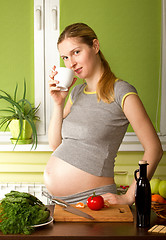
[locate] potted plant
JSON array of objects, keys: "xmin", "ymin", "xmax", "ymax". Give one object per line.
[{"xmin": 0, "ymin": 80, "xmax": 40, "ymax": 150}]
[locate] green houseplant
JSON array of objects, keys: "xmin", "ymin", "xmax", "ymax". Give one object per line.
[{"xmin": 0, "ymin": 80, "xmax": 40, "ymax": 150}]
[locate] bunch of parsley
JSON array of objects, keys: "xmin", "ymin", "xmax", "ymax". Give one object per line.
[{"xmin": 0, "ymin": 191, "xmax": 50, "ymax": 235}]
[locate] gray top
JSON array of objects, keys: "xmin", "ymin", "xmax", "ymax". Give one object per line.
[{"xmin": 52, "ymin": 79, "xmax": 137, "ymax": 177}]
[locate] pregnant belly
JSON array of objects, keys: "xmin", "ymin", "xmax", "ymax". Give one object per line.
[{"xmin": 44, "ymin": 156, "xmax": 114, "ymax": 197}]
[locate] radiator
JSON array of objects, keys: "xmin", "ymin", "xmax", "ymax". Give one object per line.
[{"xmin": 0, "ymin": 183, "xmax": 50, "ymax": 205}]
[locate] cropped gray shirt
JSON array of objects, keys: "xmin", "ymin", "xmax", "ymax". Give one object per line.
[{"xmin": 52, "ymin": 79, "xmax": 137, "ymax": 177}]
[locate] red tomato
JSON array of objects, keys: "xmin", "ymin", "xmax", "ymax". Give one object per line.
[{"xmin": 87, "ymin": 192, "xmax": 104, "ymax": 211}]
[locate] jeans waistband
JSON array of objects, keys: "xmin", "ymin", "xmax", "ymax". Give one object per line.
[{"xmin": 53, "ymin": 184, "xmax": 117, "ymax": 204}]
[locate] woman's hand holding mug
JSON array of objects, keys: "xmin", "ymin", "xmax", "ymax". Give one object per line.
[{"xmin": 49, "ymin": 65, "xmax": 77, "ymax": 105}]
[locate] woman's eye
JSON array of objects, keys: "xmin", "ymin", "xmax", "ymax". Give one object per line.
[
  {"xmin": 62, "ymin": 56, "xmax": 68, "ymax": 60},
  {"xmin": 74, "ymin": 50, "xmax": 80, "ymax": 55}
]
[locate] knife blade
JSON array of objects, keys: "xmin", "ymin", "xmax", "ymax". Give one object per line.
[
  {"xmin": 52, "ymin": 198, "xmax": 95, "ymax": 220},
  {"xmin": 42, "ymin": 191, "xmax": 94, "ymax": 220}
]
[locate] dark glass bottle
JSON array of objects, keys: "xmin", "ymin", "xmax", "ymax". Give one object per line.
[{"xmin": 134, "ymin": 160, "xmax": 151, "ymax": 228}]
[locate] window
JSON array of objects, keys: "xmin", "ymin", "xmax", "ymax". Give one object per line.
[
  {"xmin": 0, "ymin": 0, "xmax": 59, "ymax": 151},
  {"xmin": 34, "ymin": 0, "xmax": 60, "ymax": 142}
]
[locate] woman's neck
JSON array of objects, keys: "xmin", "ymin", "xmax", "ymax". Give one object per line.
[{"xmin": 85, "ymin": 58, "xmax": 104, "ymax": 92}]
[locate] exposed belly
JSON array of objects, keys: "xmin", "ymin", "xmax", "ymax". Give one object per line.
[{"xmin": 44, "ymin": 156, "xmax": 114, "ymax": 197}]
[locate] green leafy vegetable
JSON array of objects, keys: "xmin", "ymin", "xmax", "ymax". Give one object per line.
[{"xmin": 0, "ymin": 191, "xmax": 50, "ymax": 235}]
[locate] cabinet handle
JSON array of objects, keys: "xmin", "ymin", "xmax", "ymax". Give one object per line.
[
  {"xmin": 36, "ymin": 6, "xmax": 41, "ymax": 30},
  {"xmin": 52, "ymin": 7, "xmax": 57, "ymax": 30}
]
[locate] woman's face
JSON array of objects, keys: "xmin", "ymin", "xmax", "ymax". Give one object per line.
[{"xmin": 58, "ymin": 37, "xmax": 100, "ymax": 80}]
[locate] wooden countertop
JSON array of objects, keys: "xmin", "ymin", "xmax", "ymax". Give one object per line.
[{"xmin": 0, "ymin": 205, "xmax": 165, "ymax": 239}]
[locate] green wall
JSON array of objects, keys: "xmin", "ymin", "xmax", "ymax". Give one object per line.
[
  {"xmin": 60, "ymin": 0, "xmax": 161, "ymax": 132},
  {"xmin": 0, "ymin": 0, "xmax": 162, "ymax": 130},
  {"xmin": 0, "ymin": 0, "xmax": 34, "ymax": 112},
  {"xmin": 0, "ymin": 0, "xmax": 165, "ymax": 185}
]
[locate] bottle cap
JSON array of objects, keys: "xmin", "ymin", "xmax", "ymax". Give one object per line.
[{"xmin": 139, "ymin": 160, "xmax": 147, "ymax": 164}]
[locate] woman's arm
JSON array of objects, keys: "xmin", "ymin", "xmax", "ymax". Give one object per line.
[
  {"xmin": 124, "ymin": 94, "xmax": 163, "ymax": 177},
  {"xmin": 48, "ymin": 98, "xmax": 72, "ymax": 151},
  {"xmin": 48, "ymin": 101, "xmax": 64, "ymax": 151},
  {"xmin": 48, "ymin": 66, "xmax": 75, "ymax": 150},
  {"xmin": 102, "ymin": 94, "xmax": 163, "ymax": 205},
  {"xmin": 124, "ymin": 94, "xmax": 163, "ymax": 204}
]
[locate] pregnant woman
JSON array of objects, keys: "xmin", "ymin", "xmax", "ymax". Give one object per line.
[{"xmin": 44, "ymin": 23, "xmax": 163, "ymax": 205}]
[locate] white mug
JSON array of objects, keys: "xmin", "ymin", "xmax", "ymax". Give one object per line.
[{"xmin": 54, "ymin": 67, "xmax": 74, "ymax": 91}]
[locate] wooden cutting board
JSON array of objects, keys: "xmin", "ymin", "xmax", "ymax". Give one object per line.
[{"xmin": 54, "ymin": 204, "xmax": 133, "ymax": 222}]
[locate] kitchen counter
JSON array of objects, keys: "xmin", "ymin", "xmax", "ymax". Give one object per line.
[{"xmin": 0, "ymin": 205, "xmax": 165, "ymax": 239}]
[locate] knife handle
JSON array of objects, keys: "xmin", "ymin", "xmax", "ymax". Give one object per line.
[
  {"xmin": 42, "ymin": 191, "xmax": 68, "ymax": 207},
  {"xmin": 52, "ymin": 198, "xmax": 68, "ymax": 207}
]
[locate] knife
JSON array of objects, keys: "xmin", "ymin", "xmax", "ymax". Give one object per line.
[{"xmin": 42, "ymin": 191, "xmax": 94, "ymax": 220}]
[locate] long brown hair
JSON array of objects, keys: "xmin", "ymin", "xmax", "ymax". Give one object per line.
[{"xmin": 58, "ymin": 23, "xmax": 116, "ymax": 103}]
